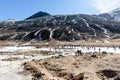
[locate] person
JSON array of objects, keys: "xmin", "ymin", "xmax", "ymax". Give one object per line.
[
  {"xmin": 76, "ymin": 50, "xmax": 82, "ymax": 55},
  {"xmin": 99, "ymin": 48, "xmax": 101, "ymax": 53}
]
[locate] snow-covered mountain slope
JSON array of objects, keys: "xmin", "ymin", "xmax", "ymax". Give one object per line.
[
  {"xmin": 0, "ymin": 11, "xmax": 120, "ymax": 41},
  {"xmin": 99, "ymin": 7, "xmax": 120, "ymax": 21}
]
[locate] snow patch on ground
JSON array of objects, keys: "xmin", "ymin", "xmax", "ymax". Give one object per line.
[{"xmin": 0, "ymin": 45, "xmax": 120, "ymax": 80}]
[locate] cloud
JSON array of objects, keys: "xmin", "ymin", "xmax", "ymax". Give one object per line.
[{"xmin": 91, "ymin": 0, "xmax": 120, "ymax": 13}]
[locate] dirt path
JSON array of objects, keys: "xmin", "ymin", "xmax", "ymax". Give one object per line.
[
  {"xmin": 26, "ymin": 61, "xmax": 65, "ymax": 80},
  {"xmin": 24, "ymin": 54, "xmax": 120, "ymax": 80}
]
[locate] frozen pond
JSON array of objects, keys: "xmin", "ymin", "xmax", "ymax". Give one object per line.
[
  {"xmin": 62, "ymin": 46, "xmax": 120, "ymax": 54},
  {"xmin": 0, "ymin": 46, "xmax": 64, "ymax": 80},
  {"xmin": 0, "ymin": 55, "xmax": 32, "ymax": 80},
  {"xmin": 0, "ymin": 46, "xmax": 55, "ymax": 53},
  {"xmin": 0, "ymin": 54, "xmax": 62, "ymax": 80},
  {"xmin": 0, "ymin": 46, "xmax": 120, "ymax": 53},
  {"xmin": 77, "ymin": 47, "xmax": 120, "ymax": 53},
  {"xmin": 0, "ymin": 60, "xmax": 32, "ymax": 80}
]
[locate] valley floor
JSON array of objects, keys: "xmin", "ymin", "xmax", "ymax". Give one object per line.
[
  {"xmin": 0, "ymin": 39, "xmax": 120, "ymax": 80},
  {"xmin": 1, "ymin": 39, "xmax": 120, "ymax": 47},
  {"xmin": 24, "ymin": 54, "xmax": 120, "ymax": 80}
]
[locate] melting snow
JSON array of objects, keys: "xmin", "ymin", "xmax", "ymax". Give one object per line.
[{"xmin": 0, "ymin": 45, "xmax": 120, "ymax": 80}]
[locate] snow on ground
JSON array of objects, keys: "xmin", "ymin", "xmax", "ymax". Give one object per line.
[
  {"xmin": 0, "ymin": 45, "xmax": 120, "ymax": 80},
  {"xmin": 0, "ymin": 55, "xmax": 32, "ymax": 80}
]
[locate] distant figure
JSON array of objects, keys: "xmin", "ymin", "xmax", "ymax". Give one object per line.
[
  {"xmin": 94, "ymin": 47, "xmax": 96, "ymax": 51},
  {"xmin": 76, "ymin": 50, "xmax": 82, "ymax": 55},
  {"xmin": 107, "ymin": 47, "xmax": 109, "ymax": 50},
  {"xmin": 102, "ymin": 51, "xmax": 107, "ymax": 54},
  {"xmin": 99, "ymin": 48, "xmax": 101, "ymax": 53}
]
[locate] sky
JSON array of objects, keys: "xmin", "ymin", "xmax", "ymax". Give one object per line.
[{"xmin": 0, "ymin": 0, "xmax": 120, "ymax": 20}]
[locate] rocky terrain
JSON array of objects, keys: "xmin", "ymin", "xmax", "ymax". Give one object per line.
[
  {"xmin": 24, "ymin": 53, "xmax": 120, "ymax": 80},
  {"xmin": 1, "ymin": 8, "xmax": 120, "ymax": 41}
]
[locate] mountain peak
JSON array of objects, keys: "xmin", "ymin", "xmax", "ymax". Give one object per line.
[
  {"xmin": 99, "ymin": 7, "xmax": 120, "ymax": 21},
  {"xmin": 26, "ymin": 11, "xmax": 51, "ymax": 20},
  {"xmin": 109, "ymin": 7, "xmax": 120, "ymax": 14}
]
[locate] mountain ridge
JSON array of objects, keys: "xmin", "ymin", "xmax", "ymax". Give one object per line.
[
  {"xmin": 0, "ymin": 8, "xmax": 120, "ymax": 41},
  {"xmin": 99, "ymin": 7, "xmax": 120, "ymax": 21}
]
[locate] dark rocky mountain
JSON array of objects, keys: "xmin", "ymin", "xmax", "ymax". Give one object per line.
[
  {"xmin": 99, "ymin": 7, "xmax": 120, "ymax": 21},
  {"xmin": 26, "ymin": 11, "xmax": 51, "ymax": 20},
  {"xmin": 0, "ymin": 10, "xmax": 120, "ymax": 41}
]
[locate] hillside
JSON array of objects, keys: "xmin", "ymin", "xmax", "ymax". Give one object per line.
[
  {"xmin": 0, "ymin": 9, "xmax": 120, "ymax": 41},
  {"xmin": 99, "ymin": 7, "xmax": 120, "ymax": 21}
]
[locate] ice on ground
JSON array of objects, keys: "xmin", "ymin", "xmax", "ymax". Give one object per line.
[
  {"xmin": 0, "ymin": 46, "xmax": 36, "ymax": 52},
  {"xmin": 0, "ymin": 45, "xmax": 120, "ymax": 80},
  {"xmin": 0, "ymin": 46, "xmax": 55, "ymax": 53},
  {"xmin": 0, "ymin": 59, "xmax": 32, "ymax": 80}
]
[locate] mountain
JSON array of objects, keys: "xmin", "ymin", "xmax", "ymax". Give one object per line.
[
  {"xmin": 26, "ymin": 11, "xmax": 51, "ymax": 20},
  {"xmin": 0, "ymin": 10, "xmax": 120, "ymax": 41},
  {"xmin": 99, "ymin": 7, "xmax": 120, "ymax": 21}
]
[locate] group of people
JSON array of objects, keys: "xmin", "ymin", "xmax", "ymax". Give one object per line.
[
  {"xmin": 75, "ymin": 50, "xmax": 83, "ymax": 55},
  {"xmin": 75, "ymin": 48, "xmax": 107, "ymax": 56}
]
